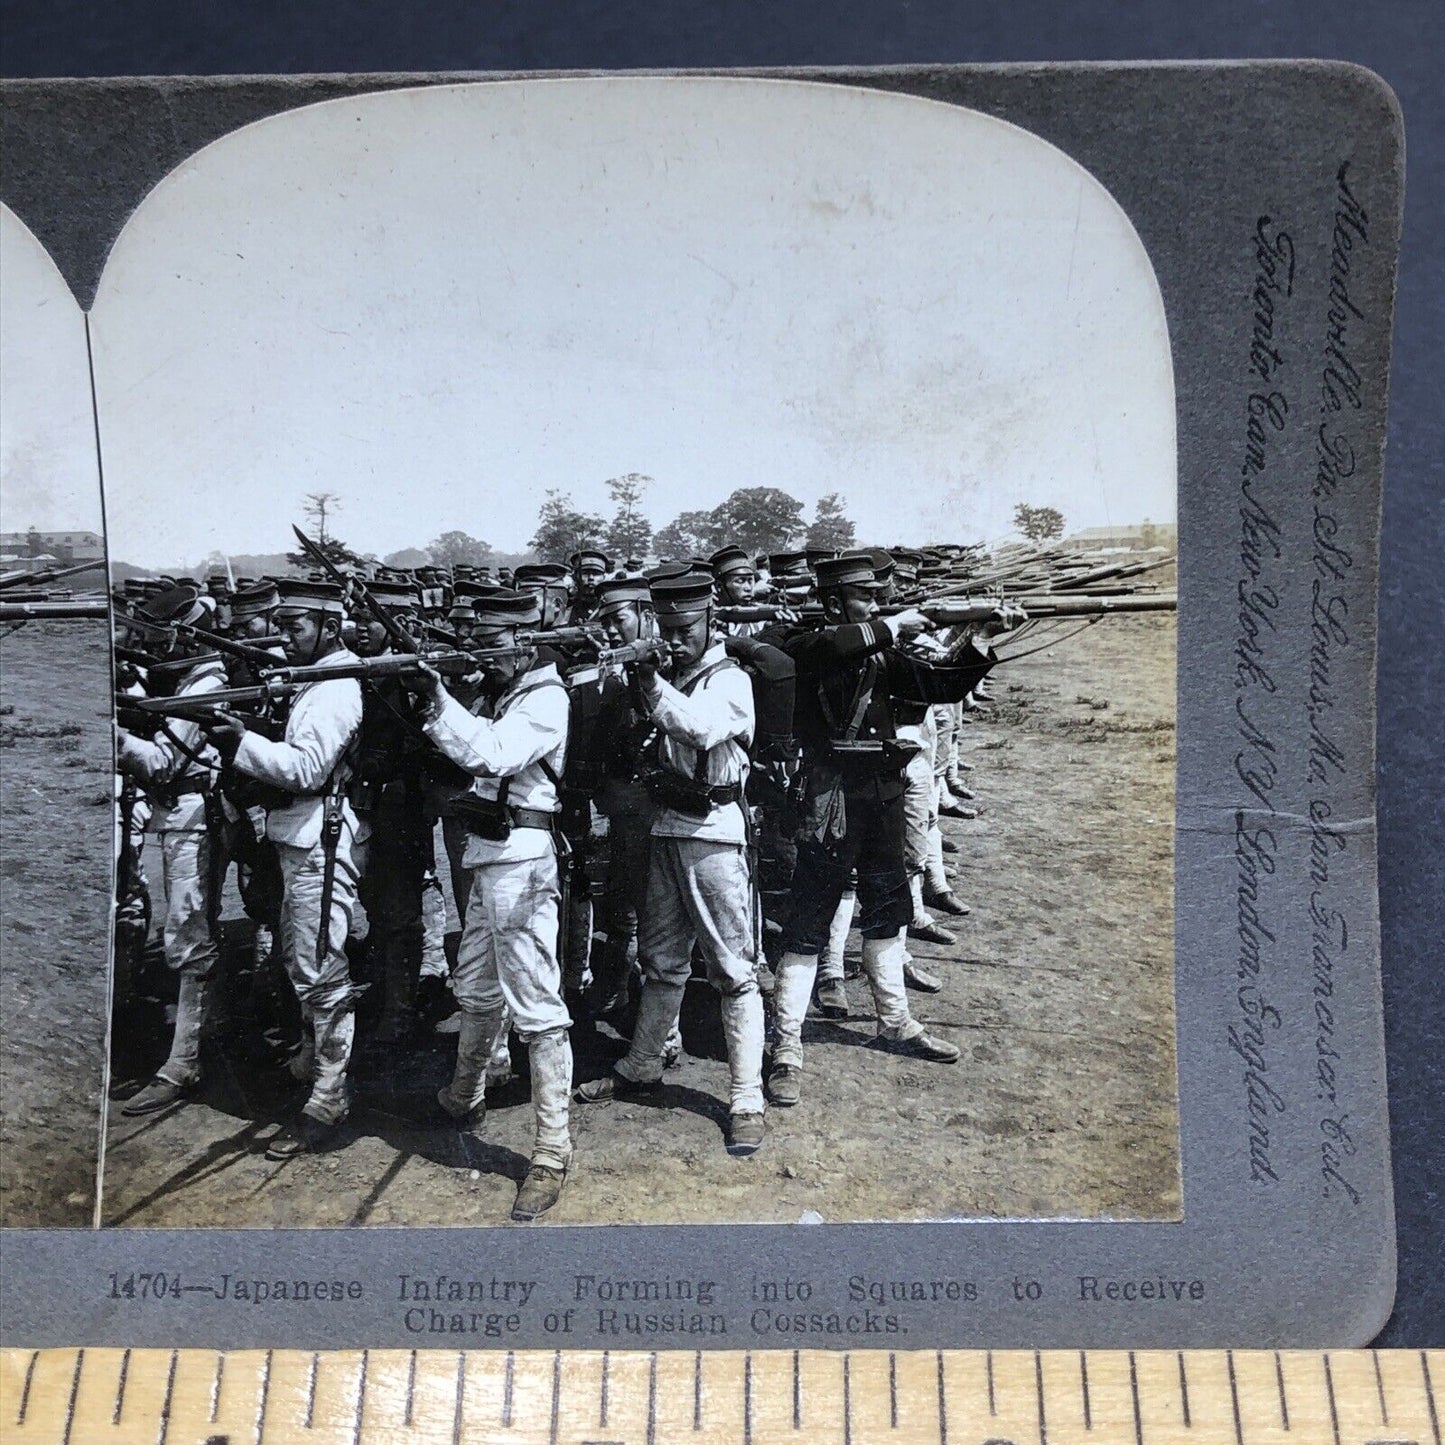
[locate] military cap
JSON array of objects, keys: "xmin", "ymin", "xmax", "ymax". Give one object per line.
[
  {"xmin": 367, "ymin": 579, "xmax": 420, "ymax": 611},
  {"xmin": 805, "ymin": 547, "xmax": 839, "ymax": 571},
  {"xmin": 649, "ymin": 572, "xmax": 716, "ymax": 621},
  {"xmin": 133, "ymin": 582, "xmax": 208, "ymax": 627},
  {"xmin": 568, "ymin": 547, "xmax": 612, "ymax": 572},
  {"xmin": 815, "ymin": 554, "xmax": 886, "ymax": 592},
  {"xmin": 645, "ymin": 562, "xmax": 694, "ymax": 583},
  {"xmin": 868, "ymin": 548, "xmax": 897, "ymax": 583},
  {"xmin": 514, "ymin": 562, "xmax": 570, "ymax": 588},
  {"xmin": 768, "ymin": 550, "xmax": 809, "ymax": 578},
  {"xmin": 205, "ymin": 571, "xmax": 232, "ymax": 595},
  {"xmin": 593, "ymin": 577, "xmax": 653, "ymax": 616},
  {"xmin": 274, "ymin": 578, "xmax": 347, "ymax": 616},
  {"xmin": 452, "ymin": 579, "xmax": 497, "ymax": 600},
  {"xmin": 230, "ymin": 580, "xmax": 281, "ymax": 621},
  {"xmin": 470, "ymin": 589, "xmax": 543, "ymax": 630},
  {"xmin": 709, "ymin": 546, "xmax": 753, "ymax": 579}
]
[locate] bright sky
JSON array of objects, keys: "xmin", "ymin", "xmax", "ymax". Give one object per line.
[
  {"xmin": 0, "ymin": 206, "xmax": 103, "ymax": 537},
  {"xmin": 87, "ymin": 78, "xmax": 1175, "ymax": 568}
]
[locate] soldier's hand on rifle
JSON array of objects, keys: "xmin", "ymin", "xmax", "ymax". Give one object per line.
[
  {"xmin": 203, "ymin": 708, "xmax": 247, "ymax": 758},
  {"xmin": 401, "ymin": 659, "xmax": 447, "ymax": 719},
  {"xmin": 982, "ymin": 603, "xmax": 1027, "ymax": 636},
  {"xmin": 885, "ymin": 606, "xmax": 933, "ymax": 641},
  {"xmin": 775, "ymin": 605, "xmax": 801, "ymax": 624}
]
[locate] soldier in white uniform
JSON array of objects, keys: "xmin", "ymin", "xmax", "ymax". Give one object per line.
[
  {"xmin": 576, "ymin": 572, "xmax": 766, "ymax": 1158},
  {"xmin": 410, "ymin": 589, "xmax": 575, "ymax": 1222},
  {"xmin": 207, "ymin": 579, "xmax": 366, "ymax": 1160},
  {"xmin": 115, "ymin": 585, "xmax": 226, "ymax": 1115}
]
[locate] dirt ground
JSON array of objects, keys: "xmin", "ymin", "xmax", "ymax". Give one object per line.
[
  {"xmin": 0, "ymin": 621, "xmax": 114, "ymax": 1227},
  {"xmin": 101, "ymin": 609, "xmax": 1179, "ymax": 1228}
]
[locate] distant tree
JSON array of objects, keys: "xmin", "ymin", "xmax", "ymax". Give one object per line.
[
  {"xmin": 24, "ymin": 528, "xmax": 43, "ymax": 558},
  {"xmin": 428, "ymin": 530, "xmax": 493, "ymax": 568},
  {"xmin": 805, "ymin": 493, "xmax": 856, "ymax": 551},
  {"xmin": 603, "ymin": 473, "xmax": 654, "ymax": 562},
  {"xmin": 284, "ymin": 534, "xmax": 361, "ymax": 571},
  {"xmin": 301, "ymin": 491, "xmax": 343, "ymax": 546},
  {"xmin": 530, "ymin": 489, "xmax": 608, "ymax": 564},
  {"xmin": 708, "ymin": 487, "xmax": 806, "ymax": 558},
  {"xmin": 383, "ymin": 547, "xmax": 432, "ymax": 569},
  {"xmin": 653, "ymin": 509, "xmax": 721, "ymax": 561},
  {"xmin": 1013, "ymin": 503, "xmax": 1066, "ymax": 543},
  {"xmin": 1138, "ymin": 518, "xmax": 1158, "ymax": 550}
]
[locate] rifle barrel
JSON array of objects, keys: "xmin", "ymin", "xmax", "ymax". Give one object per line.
[
  {"xmin": 0, "ymin": 560, "xmax": 106, "ymax": 591},
  {"xmin": 0, "ymin": 599, "xmax": 110, "ymax": 621}
]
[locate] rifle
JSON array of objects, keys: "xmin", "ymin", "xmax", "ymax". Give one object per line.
[
  {"xmin": 118, "ymin": 606, "xmax": 289, "ymax": 669},
  {"xmin": 1045, "ymin": 553, "xmax": 1176, "ymax": 592},
  {"xmin": 0, "ymin": 598, "xmax": 109, "ymax": 621},
  {"xmin": 291, "ymin": 525, "xmax": 418, "ymax": 655},
  {"xmin": 0, "ymin": 559, "xmax": 106, "ymax": 591},
  {"xmin": 594, "ymin": 638, "xmax": 668, "ymax": 669},
  {"xmin": 529, "ymin": 624, "xmax": 606, "ymax": 649}
]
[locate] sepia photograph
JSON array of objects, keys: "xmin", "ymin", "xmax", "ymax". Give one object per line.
[
  {"xmin": 9, "ymin": 76, "xmax": 1182, "ymax": 1231},
  {"xmin": 0, "ymin": 204, "xmax": 113, "ymax": 1227}
]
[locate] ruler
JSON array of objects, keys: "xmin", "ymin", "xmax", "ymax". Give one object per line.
[{"xmin": 1, "ymin": 1348, "xmax": 1440, "ymax": 1444}]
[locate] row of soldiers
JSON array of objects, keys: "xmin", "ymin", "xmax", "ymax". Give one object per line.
[{"xmin": 112, "ymin": 542, "xmax": 1018, "ymax": 1222}]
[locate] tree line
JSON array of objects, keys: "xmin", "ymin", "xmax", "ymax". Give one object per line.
[{"xmin": 274, "ymin": 485, "xmax": 1070, "ymax": 574}]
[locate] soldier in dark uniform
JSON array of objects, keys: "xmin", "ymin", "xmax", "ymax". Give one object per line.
[
  {"xmin": 351, "ymin": 579, "xmax": 432, "ymax": 1048},
  {"xmin": 585, "ymin": 577, "xmax": 661, "ymax": 1017},
  {"xmin": 765, "ymin": 553, "xmax": 1018, "ymax": 1107},
  {"xmin": 567, "ymin": 547, "xmax": 612, "ymax": 625}
]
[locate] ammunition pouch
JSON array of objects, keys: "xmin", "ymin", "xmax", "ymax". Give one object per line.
[
  {"xmin": 445, "ymin": 793, "xmax": 557, "ymax": 841},
  {"xmin": 644, "ymin": 769, "xmax": 745, "ymax": 819},
  {"xmin": 827, "ymin": 736, "xmax": 922, "ymax": 773}
]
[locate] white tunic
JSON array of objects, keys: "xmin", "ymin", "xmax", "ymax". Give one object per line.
[{"xmin": 233, "ymin": 646, "xmax": 364, "ymax": 849}]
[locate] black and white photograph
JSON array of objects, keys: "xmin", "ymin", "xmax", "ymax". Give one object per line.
[
  {"xmin": 0, "ymin": 48, "xmax": 1413, "ymax": 1348},
  {"xmin": 74, "ymin": 77, "xmax": 1181, "ymax": 1228},
  {"xmin": 0, "ymin": 204, "xmax": 112, "ymax": 1228}
]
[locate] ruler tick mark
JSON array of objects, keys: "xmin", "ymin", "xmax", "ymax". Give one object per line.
[
  {"xmin": 304, "ymin": 1351, "xmax": 318, "ymax": 1429},
  {"xmin": 986, "ymin": 1348, "xmax": 995, "ymax": 1416},
  {"xmin": 647, "ymin": 1351, "xmax": 658, "ymax": 1445},
  {"xmin": 889, "ymin": 1351, "xmax": 898, "ymax": 1429},
  {"xmin": 18, "ymin": 1349, "xmax": 38, "ymax": 1424},
  {"xmin": 1035, "ymin": 1351, "xmax": 1049, "ymax": 1445},
  {"xmin": 1275, "ymin": 1352, "xmax": 1290, "ymax": 1430},
  {"xmin": 1423, "ymin": 1351, "xmax": 1442, "ymax": 1445},
  {"xmin": 1227, "ymin": 1350, "xmax": 1243, "ymax": 1445},
  {"xmin": 1177, "ymin": 1352, "xmax": 1191, "ymax": 1429},
  {"xmin": 211, "ymin": 1352, "xmax": 224, "ymax": 1423},
  {"xmin": 1129, "ymin": 1351, "xmax": 1143, "ymax": 1445},
  {"xmin": 256, "ymin": 1349, "xmax": 273, "ymax": 1445},
  {"xmin": 843, "ymin": 1354, "xmax": 853, "ymax": 1445},
  {"xmin": 503, "ymin": 1350, "xmax": 515, "ymax": 1427},
  {"xmin": 351, "ymin": 1349, "xmax": 368, "ymax": 1445},
  {"xmin": 550, "ymin": 1351, "xmax": 562, "ymax": 1445},
  {"xmin": 793, "ymin": 1348, "xmax": 801, "ymax": 1430},
  {"xmin": 114, "ymin": 1346, "xmax": 131, "ymax": 1425},
  {"xmin": 404, "ymin": 1350, "xmax": 416, "ymax": 1428},
  {"xmin": 692, "ymin": 1350, "xmax": 701, "ymax": 1432},
  {"xmin": 1080, "ymin": 1350, "xmax": 1092, "ymax": 1430},
  {"xmin": 600, "ymin": 1349, "xmax": 610, "ymax": 1426},
  {"xmin": 938, "ymin": 1351, "xmax": 949, "ymax": 1445},
  {"xmin": 744, "ymin": 1351, "xmax": 754, "ymax": 1445},
  {"xmin": 451, "ymin": 1352, "xmax": 465, "ymax": 1445},
  {"xmin": 61, "ymin": 1348, "xmax": 84, "ymax": 1445},
  {"xmin": 157, "ymin": 1349, "xmax": 178, "ymax": 1445},
  {"xmin": 1324, "ymin": 1354, "xmax": 1341, "ymax": 1445},
  {"xmin": 1372, "ymin": 1350, "xmax": 1387, "ymax": 1424}
]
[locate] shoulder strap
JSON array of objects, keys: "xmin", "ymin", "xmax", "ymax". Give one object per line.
[
  {"xmin": 818, "ymin": 656, "xmax": 881, "ymax": 743},
  {"xmin": 495, "ymin": 672, "xmax": 569, "ymax": 797},
  {"xmin": 668, "ymin": 656, "xmax": 740, "ymax": 782}
]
